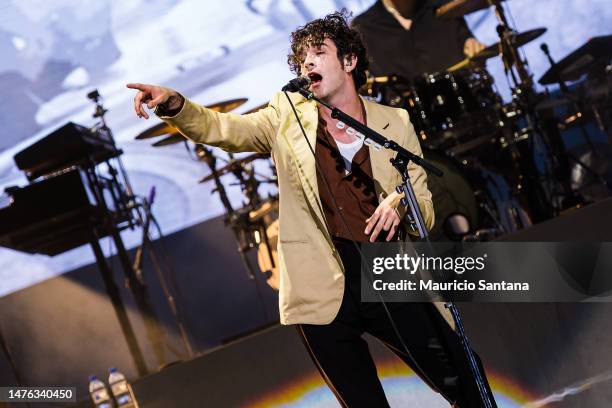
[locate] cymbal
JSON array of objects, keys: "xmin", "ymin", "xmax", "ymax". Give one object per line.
[
  {"xmin": 475, "ymin": 28, "xmax": 547, "ymax": 60},
  {"xmin": 207, "ymin": 97, "xmax": 248, "ymax": 113},
  {"xmin": 135, "ymin": 122, "xmax": 177, "ymax": 140},
  {"xmin": 447, "ymin": 28, "xmax": 547, "ymax": 71},
  {"xmin": 135, "ymin": 98, "xmax": 248, "ymax": 140},
  {"xmin": 539, "ymin": 35, "xmax": 612, "ymax": 85},
  {"xmin": 243, "ymin": 102, "xmax": 269, "ymax": 115},
  {"xmin": 436, "ymin": 0, "xmax": 506, "ymax": 19},
  {"xmin": 152, "ymin": 133, "xmax": 185, "ymax": 147},
  {"xmin": 199, "ymin": 153, "xmax": 269, "ymax": 183}
]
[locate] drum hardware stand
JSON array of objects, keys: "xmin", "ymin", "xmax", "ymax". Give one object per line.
[
  {"xmin": 476, "ymin": 194, "xmax": 508, "ymax": 235},
  {"xmin": 538, "ymin": 44, "xmax": 612, "ymax": 196},
  {"xmin": 508, "ymin": 95, "xmax": 560, "ymax": 219},
  {"xmin": 539, "ymin": 44, "xmax": 597, "ymax": 152},
  {"xmin": 195, "ymin": 145, "xmax": 274, "ymax": 319},
  {"xmin": 227, "ymin": 153, "xmax": 262, "ymax": 208},
  {"xmin": 295, "ymin": 85, "xmax": 496, "ymax": 408},
  {"xmin": 540, "ymin": 43, "xmax": 612, "ymax": 191},
  {"xmin": 195, "ymin": 146, "xmax": 260, "ymax": 280},
  {"xmin": 594, "ymin": 65, "xmax": 612, "ymax": 138},
  {"xmin": 240, "ymin": 162, "xmax": 278, "ymax": 279},
  {"xmin": 87, "ymin": 91, "xmax": 172, "ymax": 372},
  {"xmin": 487, "ymin": 1, "xmax": 532, "ymax": 89},
  {"xmin": 88, "ymin": 90, "xmax": 139, "ymax": 224},
  {"xmin": 89, "ymin": 226, "xmax": 148, "ymax": 376},
  {"xmin": 485, "ymin": 1, "xmax": 561, "ymax": 219}
]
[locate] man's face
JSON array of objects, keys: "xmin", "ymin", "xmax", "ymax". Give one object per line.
[{"xmin": 299, "ymin": 38, "xmax": 353, "ymax": 101}]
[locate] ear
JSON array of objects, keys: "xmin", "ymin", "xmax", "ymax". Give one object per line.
[{"xmin": 344, "ymin": 55, "xmax": 357, "ymax": 73}]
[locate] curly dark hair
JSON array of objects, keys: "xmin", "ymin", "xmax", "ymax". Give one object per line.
[{"xmin": 287, "ymin": 10, "xmax": 369, "ymax": 90}]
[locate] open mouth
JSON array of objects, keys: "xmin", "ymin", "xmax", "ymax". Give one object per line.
[{"xmin": 307, "ymin": 72, "xmax": 323, "ymax": 85}]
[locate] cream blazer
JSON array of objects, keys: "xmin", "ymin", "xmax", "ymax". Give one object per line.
[{"xmin": 160, "ymin": 91, "xmax": 449, "ymax": 326}]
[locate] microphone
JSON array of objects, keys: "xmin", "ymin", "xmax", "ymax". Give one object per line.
[{"xmin": 282, "ymin": 76, "xmax": 311, "ymax": 92}]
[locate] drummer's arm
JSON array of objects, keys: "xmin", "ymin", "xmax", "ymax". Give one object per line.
[
  {"xmin": 156, "ymin": 94, "xmax": 280, "ymax": 154},
  {"xmin": 463, "ymin": 37, "xmax": 486, "ymax": 58},
  {"xmin": 456, "ymin": 17, "xmax": 485, "ymax": 58}
]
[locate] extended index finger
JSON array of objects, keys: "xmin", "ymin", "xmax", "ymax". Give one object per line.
[{"xmin": 126, "ymin": 83, "xmax": 150, "ymax": 92}]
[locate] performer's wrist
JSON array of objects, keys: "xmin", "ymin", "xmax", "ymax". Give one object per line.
[{"xmin": 157, "ymin": 93, "xmax": 184, "ymax": 117}]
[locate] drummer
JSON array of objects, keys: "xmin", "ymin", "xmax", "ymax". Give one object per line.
[{"xmin": 352, "ymin": 0, "xmax": 486, "ymax": 79}]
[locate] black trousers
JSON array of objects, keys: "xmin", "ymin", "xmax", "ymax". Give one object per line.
[{"xmin": 297, "ymin": 240, "xmax": 497, "ymax": 408}]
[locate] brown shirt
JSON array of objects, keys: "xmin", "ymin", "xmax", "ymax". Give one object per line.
[{"xmin": 315, "ymin": 113, "xmax": 383, "ymax": 243}]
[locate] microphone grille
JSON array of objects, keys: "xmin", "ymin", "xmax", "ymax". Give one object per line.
[{"xmin": 297, "ymin": 75, "xmax": 312, "ymax": 88}]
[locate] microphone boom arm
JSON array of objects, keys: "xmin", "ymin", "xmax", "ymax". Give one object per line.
[{"xmin": 295, "ymin": 88, "xmax": 443, "ymax": 177}]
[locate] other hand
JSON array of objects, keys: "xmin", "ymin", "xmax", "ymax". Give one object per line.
[
  {"xmin": 364, "ymin": 193, "xmax": 402, "ymax": 242},
  {"xmin": 463, "ymin": 37, "xmax": 486, "ymax": 58}
]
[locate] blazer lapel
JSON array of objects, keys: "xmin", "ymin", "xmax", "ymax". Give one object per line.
[
  {"xmin": 362, "ymin": 98, "xmax": 399, "ymax": 198},
  {"xmin": 284, "ymin": 98, "xmax": 327, "ymax": 226}
]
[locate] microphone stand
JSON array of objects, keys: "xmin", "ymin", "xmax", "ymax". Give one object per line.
[{"xmin": 294, "ymin": 86, "xmax": 495, "ymax": 408}]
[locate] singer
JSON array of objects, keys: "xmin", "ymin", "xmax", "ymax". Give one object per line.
[{"xmin": 127, "ymin": 11, "xmax": 496, "ymax": 408}]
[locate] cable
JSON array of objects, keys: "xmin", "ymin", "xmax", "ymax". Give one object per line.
[
  {"xmin": 141, "ymin": 209, "xmax": 195, "ymax": 358},
  {"xmin": 282, "ymin": 91, "xmax": 449, "ymax": 401}
]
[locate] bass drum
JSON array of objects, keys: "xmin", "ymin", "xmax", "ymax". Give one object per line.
[
  {"xmin": 423, "ymin": 148, "xmax": 532, "ymax": 240},
  {"xmin": 422, "ymin": 149, "xmax": 480, "ymax": 241}
]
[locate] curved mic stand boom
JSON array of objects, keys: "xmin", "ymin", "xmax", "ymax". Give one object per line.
[{"xmin": 294, "ymin": 85, "xmax": 495, "ymax": 408}]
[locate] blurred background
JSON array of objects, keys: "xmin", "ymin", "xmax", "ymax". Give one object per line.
[
  {"xmin": 1, "ymin": 1, "xmax": 611, "ymax": 407},
  {"xmin": 1, "ymin": 0, "xmax": 611, "ymax": 297}
]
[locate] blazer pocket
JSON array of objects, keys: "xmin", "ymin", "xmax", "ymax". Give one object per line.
[{"xmin": 279, "ymin": 239, "xmax": 309, "ymax": 244}]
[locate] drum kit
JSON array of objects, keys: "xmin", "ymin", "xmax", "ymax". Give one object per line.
[
  {"xmin": 360, "ymin": 0, "xmax": 612, "ymax": 241},
  {"xmin": 134, "ymin": 0, "xmax": 612, "ymax": 286}
]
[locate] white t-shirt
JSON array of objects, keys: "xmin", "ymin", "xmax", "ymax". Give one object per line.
[{"xmin": 335, "ymin": 137, "xmax": 364, "ymax": 173}]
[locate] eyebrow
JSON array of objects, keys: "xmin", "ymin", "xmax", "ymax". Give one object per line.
[
  {"xmin": 306, "ymin": 41, "xmax": 328, "ymax": 50},
  {"xmin": 298, "ymin": 43, "xmax": 328, "ymax": 60}
]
